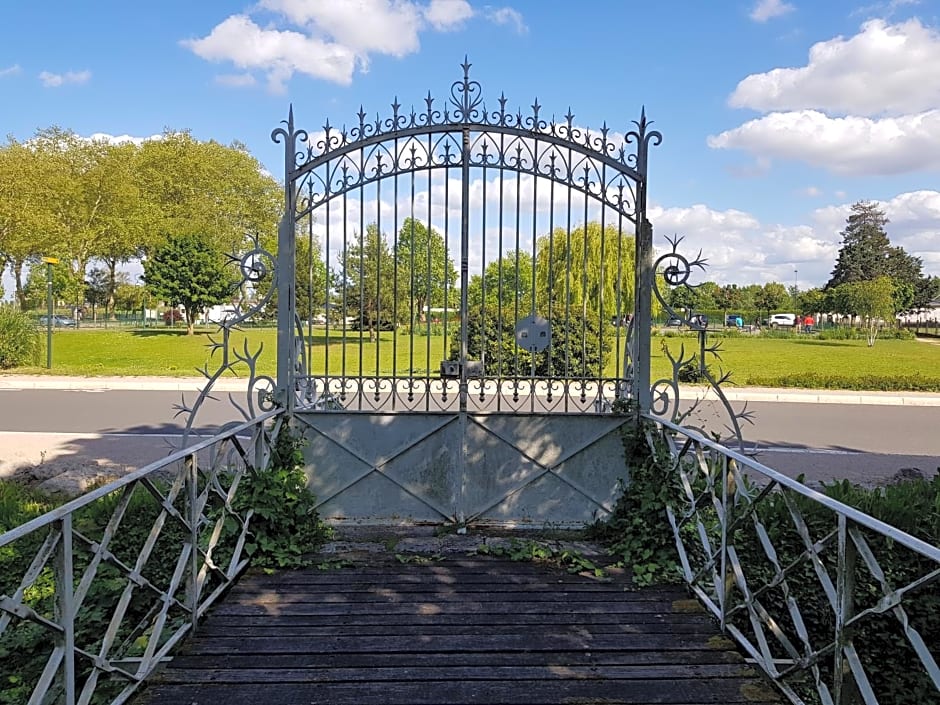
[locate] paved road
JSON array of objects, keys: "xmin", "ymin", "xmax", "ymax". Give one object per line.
[{"xmin": 1, "ymin": 384, "xmax": 938, "ymax": 486}]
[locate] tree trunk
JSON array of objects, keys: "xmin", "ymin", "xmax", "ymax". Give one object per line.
[
  {"xmin": 186, "ymin": 307, "xmax": 196, "ymax": 335},
  {"xmin": 105, "ymin": 257, "xmax": 118, "ymax": 320},
  {"xmin": 13, "ymin": 258, "xmax": 26, "ymax": 310}
]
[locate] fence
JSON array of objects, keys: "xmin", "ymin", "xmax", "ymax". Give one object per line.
[
  {"xmin": 649, "ymin": 414, "xmax": 940, "ymax": 705},
  {"xmin": 0, "ymin": 410, "xmax": 280, "ymax": 705}
]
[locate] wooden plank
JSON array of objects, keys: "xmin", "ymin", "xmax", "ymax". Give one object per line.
[
  {"xmin": 166, "ymin": 649, "xmax": 746, "ymax": 670},
  {"xmin": 138, "ymin": 678, "xmax": 777, "ymax": 704},
  {"xmin": 157, "ymin": 662, "xmax": 759, "ymax": 684},
  {"xmin": 181, "ymin": 633, "xmax": 734, "ymax": 655},
  {"xmin": 199, "ymin": 612, "xmax": 713, "ymax": 628},
  {"xmin": 136, "ymin": 556, "xmax": 778, "ymax": 705},
  {"xmin": 194, "ymin": 621, "xmax": 719, "ymax": 638},
  {"xmin": 208, "ymin": 600, "xmax": 685, "ymax": 616}
]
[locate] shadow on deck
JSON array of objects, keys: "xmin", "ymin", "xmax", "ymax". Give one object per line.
[{"xmin": 135, "ymin": 545, "xmax": 779, "ymax": 705}]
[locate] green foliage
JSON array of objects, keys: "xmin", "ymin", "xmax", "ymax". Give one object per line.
[
  {"xmin": 727, "ymin": 476, "xmax": 940, "ymax": 704},
  {"xmin": 232, "ymin": 423, "xmax": 331, "ymax": 568},
  {"xmin": 677, "ymin": 358, "xmax": 713, "ymax": 384},
  {"xmin": 143, "ymin": 232, "xmax": 235, "ymax": 334},
  {"xmin": 588, "ymin": 425, "xmax": 681, "ymax": 587},
  {"xmin": 475, "ymin": 539, "xmax": 605, "ymax": 577},
  {"xmin": 0, "ymin": 306, "xmax": 40, "ymax": 369},
  {"xmin": 454, "ymin": 303, "xmax": 611, "ymax": 378}
]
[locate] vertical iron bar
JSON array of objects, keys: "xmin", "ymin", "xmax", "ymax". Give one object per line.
[
  {"xmin": 514, "ymin": 157, "xmax": 521, "ymax": 381},
  {"xmin": 547, "ymin": 158, "xmax": 555, "ymax": 381},
  {"xmin": 393, "ymin": 141, "xmax": 401, "ymax": 410},
  {"xmin": 720, "ymin": 455, "xmax": 730, "ymax": 631},
  {"xmin": 497, "ymin": 143, "xmax": 505, "ymax": 403},
  {"xmin": 425, "ymin": 141, "xmax": 433, "ymax": 407},
  {"xmin": 321, "ymin": 179, "xmax": 328, "ymax": 385},
  {"xmin": 186, "ymin": 453, "xmax": 199, "ymax": 632},
  {"xmin": 615, "ymin": 211, "xmax": 624, "ymax": 388},
  {"xmin": 581, "ymin": 170, "xmax": 589, "ymax": 379},
  {"xmin": 834, "ymin": 514, "xmax": 857, "ymax": 704},
  {"xmin": 54, "ymin": 515, "xmax": 75, "ymax": 705},
  {"xmin": 459, "ymin": 127, "xmax": 471, "ymax": 412},
  {"xmin": 376, "ymin": 178, "xmax": 383, "ymax": 382},
  {"xmin": 599, "ymin": 168, "xmax": 607, "ymax": 394},
  {"xmin": 358, "ymin": 183, "xmax": 365, "ymax": 406}
]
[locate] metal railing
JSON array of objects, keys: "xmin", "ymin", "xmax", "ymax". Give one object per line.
[
  {"xmin": 0, "ymin": 409, "xmax": 282, "ymax": 705},
  {"xmin": 647, "ymin": 415, "xmax": 940, "ymax": 705}
]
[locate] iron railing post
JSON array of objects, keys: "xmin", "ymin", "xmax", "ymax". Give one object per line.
[
  {"xmin": 834, "ymin": 514, "xmax": 858, "ymax": 704},
  {"xmin": 186, "ymin": 453, "xmax": 199, "ymax": 632},
  {"xmin": 54, "ymin": 515, "xmax": 76, "ymax": 705},
  {"xmin": 720, "ymin": 456, "xmax": 732, "ymax": 631}
]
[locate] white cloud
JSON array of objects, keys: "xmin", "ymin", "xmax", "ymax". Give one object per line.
[
  {"xmin": 485, "ymin": 6, "xmax": 527, "ymax": 34},
  {"xmin": 215, "ymin": 73, "xmax": 257, "ymax": 88},
  {"xmin": 85, "ymin": 132, "xmax": 163, "ymax": 146},
  {"xmin": 730, "ymin": 19, "xmax": 940, "ymax": 116},
  {"xmin": 425, "ymin": 0, "xmax": 474, "ymax": 30},
  {"xmin": 39, "ymin": 70, "xmax": 91, "ymax": 88},
  {"xmin": 186, "ymin": 1, "xmax": 520, "ymax": 90},
  {"xmin": 749, "ymin": 0, "xmax": 795, "ymax": 23},
  {"xmin": 183, "ymin": 15, "xmax": 357, "ymax": 91},
  {"xmin": 802, "ymin": 186, "xmax": 822, "ymax": 197},
  {"xmin": 0, "ymin": 64, "xmax": 21, "ymax": 78},
  {"xmin": 708, "ymin": 109, "xmax": 940, "ymax": 175}
]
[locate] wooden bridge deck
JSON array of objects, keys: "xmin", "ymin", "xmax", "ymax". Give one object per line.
[{"xmin": 137, "ymin": 557, "xmax": 778, "ymax": 705}]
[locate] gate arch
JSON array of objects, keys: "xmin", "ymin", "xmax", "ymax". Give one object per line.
[{"xmin": 271, "ymin": 60, "xmax": 661, "ymax": 525}]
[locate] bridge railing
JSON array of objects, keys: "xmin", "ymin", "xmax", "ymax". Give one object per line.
[
  {"xmin": 0, "ymin": 409, "xmax": 282, "ymax": 705},
  {"xmin": 646, "ymin": 415, "xmax": 940, "ymax": 705}
]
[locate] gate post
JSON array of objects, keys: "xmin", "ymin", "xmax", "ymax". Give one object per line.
[
  {"xmin": 274, "ymin": 108, "xmax": 298, "ymax": 413},
  {"xmin": 634, "ymin": 218, "xmax": 653, "ymax": 414}
]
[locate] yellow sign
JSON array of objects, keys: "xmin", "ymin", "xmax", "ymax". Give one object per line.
[{"xmin": 42, "ymin": 257, "xmax": 59, "ymax": 264}]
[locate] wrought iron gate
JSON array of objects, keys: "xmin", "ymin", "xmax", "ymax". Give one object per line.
[{"xmin": 271, "ymin": 60, "xmax": 660, "ymax": 525}]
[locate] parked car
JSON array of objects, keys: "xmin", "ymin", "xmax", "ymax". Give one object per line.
[
  {"xmin": 38, "ymin": 315, "xmax": 76, "ymax": 327},
  {"xmin": 725, "ymin": 314, "xmax": 743, "ymax": 327},
  {"xmin": 766, "ymin": 313, "xmax": 796, "ymax": 328},
  {"xmin": 665, "ymin": 316, "xmax": 682, "ymax": 327}
]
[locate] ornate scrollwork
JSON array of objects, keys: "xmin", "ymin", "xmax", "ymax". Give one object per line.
[
  {"xmin": 277, "ymin": 58, "xmax": 654, "ymax": 215},
  {"xmin": 650, "ymin": 235, "xmax": 754, "ymax": 451},
  {"xmin": 174, "ymin": 234, "xmax": 280, "ymax": 449}
]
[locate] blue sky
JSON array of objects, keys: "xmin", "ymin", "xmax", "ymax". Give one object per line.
[{"xmin": 3, "ymin": 0, "xmax": 940, "ymax": 294}]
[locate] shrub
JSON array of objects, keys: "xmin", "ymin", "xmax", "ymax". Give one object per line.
[{"xmin": 0, "ymin": 306, "xmax": 41, "ymax": 369}]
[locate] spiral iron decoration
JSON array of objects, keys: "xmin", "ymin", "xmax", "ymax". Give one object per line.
[
  {"xmin": 650, "ymin": 235, "xmax": 754, "ymax": 452},
  {"xmin": 173, "ymin": 234, "xmax": 280, "ymax": 449}
]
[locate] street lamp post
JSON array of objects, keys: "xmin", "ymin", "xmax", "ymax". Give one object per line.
[{"xmin": 794, "ymin": 269, "xmax": 798, "ymax": 293}]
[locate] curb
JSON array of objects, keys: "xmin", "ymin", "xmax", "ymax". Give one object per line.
[{"xmin": 2, "ymin": 376, "xmax": 940, "ymax": 406}]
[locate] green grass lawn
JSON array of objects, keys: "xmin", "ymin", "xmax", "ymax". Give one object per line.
[{"xmin": 8, "ymin": 327, "xmax": 940, "ymax": 391}]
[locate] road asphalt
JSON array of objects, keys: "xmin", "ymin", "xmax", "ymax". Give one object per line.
[{"xmin": 2, "ymin": 375, "xmax": 938, "ymax": 496}]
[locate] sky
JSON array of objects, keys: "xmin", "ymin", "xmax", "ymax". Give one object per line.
[{"xmin": 3, "ymin": 0, "xmax": 940, "ymax": 297}]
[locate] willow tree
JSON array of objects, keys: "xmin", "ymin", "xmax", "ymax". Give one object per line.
[{"xmin": 534, "ymin": 222, "xmax": 637, "ymax": 322}]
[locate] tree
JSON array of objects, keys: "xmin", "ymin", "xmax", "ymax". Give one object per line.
[
  {"xmin": 535, "ymin": 223, "xmax": 636, "ymax": 321},
  {"xmin": 143, "ymin": 233, "xmax": 234, "ymax": 335},
  {"xmin": 826, "ymin": 201, "xmax": 924, "ymax": 292},
  {"xmin": 715, "ymin": 284, "xmax": 745, "ymax": 312},
  {"xmin": 833, "ymin": 277, "xmax": 897, "ymax": 347},
  {"xmin": 397, "ymin": 217, "xmax": 456, "ymax": 323},
  {"xmin": 468, "ymin": 250, "xmax": 535, "ymax": 315},
  {"xmin": 754, "ymin": 282, "xmax": 790, "ymax": 317},
  {"xmin": 912, "ymin": 276, "xmax": 940, "ymax": 312},
  {"xmin": 135, "ymin": 132, "xmax": 281, "ymax": 256},
  {"xmin": 85, "ymin": 267, "xmax": 111, "ymax": 321},
  {"xmin": 797, "ymin": 288, "xmax": 826, "ymax": 316},
  {"xmin": 338, "ymin": 224, "xmax": 404, "ymax": 340},
  {"xmin": 0, "ymin": 137, "xmax": 60, "ymax": 308}
]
